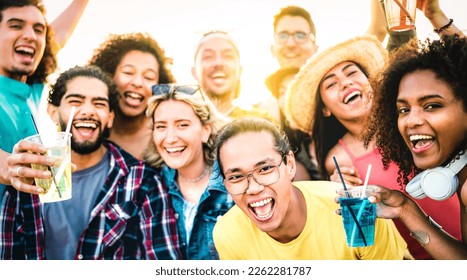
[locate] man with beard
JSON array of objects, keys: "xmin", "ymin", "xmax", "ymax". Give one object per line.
[{"xmin": 1, "ymin": 66, "xmax": 182, "ymax": 260}]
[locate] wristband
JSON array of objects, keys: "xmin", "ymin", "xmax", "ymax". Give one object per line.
[{"xmin": 434, "ymin": 19, "xmax": 454, "ymax": 34}]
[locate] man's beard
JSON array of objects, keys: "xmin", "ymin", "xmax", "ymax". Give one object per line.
[
  {"xmin": 59, "ymin": 119, "xmax": 110, "ymax": 154},
  {"xmin": 71, "ymin": 134, "xmax": 105, "ymax": 154}
]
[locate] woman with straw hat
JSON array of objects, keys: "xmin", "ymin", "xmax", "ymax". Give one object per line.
[{"xmin": 284, "ymin": 35, "xmax": 461, "ymax": 259}]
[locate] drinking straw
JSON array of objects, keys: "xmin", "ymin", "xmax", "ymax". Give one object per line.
[
  {"xmin": 64, "ymin": 106, "xmax": 75, "ymax": 141},
  {"xmin": 361, "ymin": 164, "xmax": 372, "ymax": 199},
  {"xmin": 333, "ymin": 156, "xmax": 348, "ymax": 195},
  {"xmin": 392, "ymin": 0, "xmax": 415, "ymax": 23},
  {"xmin": 54, "ymin": 106, "xmax": 76, "ymax": 190},
  {"xmin": 30, "ymin": 114, "xmax": 62, "ymax": 198},
  {"xmin": 352, "ymin": 164, "xmax": 373, "ymax": 244},
  {"xmin": 350, "ymin": 199, "xmax": 369, "ymax": 246},
  {"xmin": 333, "ymin": 156, "xmax": 367, "ymax": 246}
]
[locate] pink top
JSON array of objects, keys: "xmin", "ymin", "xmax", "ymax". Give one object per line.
[{"xmin": 339, "ymin": 139, "xmax": 461, "ymax": 260}]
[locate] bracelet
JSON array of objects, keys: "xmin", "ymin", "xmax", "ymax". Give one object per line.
[
  {"xmin": 410, "ymin": 231, "xmax": 430, "ymax": 246},
  {"xmin": 428, "ymin": 215, "xmax": 443, "ymax": 230},
  {"xmin": 434, "ymin": 18, "xmax": 454, "ymax": 34}
]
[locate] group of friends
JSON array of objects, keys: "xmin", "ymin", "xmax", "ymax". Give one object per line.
[{"xmin": 0, "ymin": 0, "xmax": 465, "ymax": 260}]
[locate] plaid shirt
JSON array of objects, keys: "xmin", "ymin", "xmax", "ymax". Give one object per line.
[{"xmin": 0, "ymin": 141, "xmax": 182, "ymax": 260}]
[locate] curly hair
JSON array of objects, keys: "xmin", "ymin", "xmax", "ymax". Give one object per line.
[
  {"xmin": 1, "ymin": 0, "xmax": 58, "ymax": 84},
  {"xmin": 48, "ymin": 65, "xmax": 119, "ymax": 112},
  {"xmin": 363, "ymin": 35, "xmax": 467, "ymax": 186},
  {"xmin": 88, "ymin": 32, "xmax": 175, "ymax": 84},
  {"xmin": 144, "ymin": 88, "xmax": 229, "ymax": 168}
]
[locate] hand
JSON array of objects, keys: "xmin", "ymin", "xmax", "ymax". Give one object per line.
[
  {"xmin": 330, "ymin": 166, "xmax": 363, "ymax": 187},
  {"xmin": 367, "ymin": 185, "xmax": 412, "ymax": 219},
  {"xmin": 7, "ymin": 139, "xmax": 55, "ymax": 194}
]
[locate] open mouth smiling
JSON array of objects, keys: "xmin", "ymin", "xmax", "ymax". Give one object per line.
[
  {"xmin": 343, "ymin": 91, "xmax": 362, "ymax": 104},
  {"xmin": 249, "ymin": 197, "xmax": 274, "ymax": 220},
  {"xmin": 409, "ymin": 134, "xmax": 435, "ymax": 149},
  {"xmin": 74, "ymin": 121, "xmax": 98, "ymax": 136},
  {"xmin": 165, "ymin": 147, "xmax": 186, "ymax": 154},
  {"xmin": 15, "ymin": 46, "xmax": 35, "ymax": 57}
]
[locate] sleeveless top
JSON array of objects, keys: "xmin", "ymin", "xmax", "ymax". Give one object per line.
[{"xmin": 339, "ymin": 139, "xmax": 461, "ymax": 260}]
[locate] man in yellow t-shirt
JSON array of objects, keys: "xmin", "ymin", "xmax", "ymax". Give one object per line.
[{"xmin": 214, "ymin": 117, "xmax": 408, "ymax": 260}]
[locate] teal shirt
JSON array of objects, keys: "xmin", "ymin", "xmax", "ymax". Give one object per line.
[{"xmin": 0, "ymin": 75, "xmax": 44, "ymax": 199}]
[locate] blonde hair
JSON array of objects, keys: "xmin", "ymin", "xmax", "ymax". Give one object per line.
[{"xmin": 144, "ymin": 89, "xmax": 229, "ymax": 168}]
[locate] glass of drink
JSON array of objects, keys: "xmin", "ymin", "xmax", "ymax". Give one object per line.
[
  {"xmin": 338, "ymin": 186, "xmax": 377, "ymax": 247},
  {"xmin": 384, "ymin": 0, "xmax": 417, "ymax": 32},
  {"xmin": 26, "ymin": 132, "xmax": 72, "ymax": 203}
]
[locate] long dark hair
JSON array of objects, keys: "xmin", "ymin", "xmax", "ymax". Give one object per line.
[{"xmin": 311, "ymin": 63, "xmax": 369, "ymax": 180}]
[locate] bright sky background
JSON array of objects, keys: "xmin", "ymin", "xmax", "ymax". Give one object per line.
[{"xmin": 43, "ymin": 0, "xmax": 467, "ymax": 106}]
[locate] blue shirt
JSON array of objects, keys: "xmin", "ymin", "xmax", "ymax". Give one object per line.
[
  {"xmin": 0, "ymin": 75, "xmax": 43, "ymax": 202},
  {"xmin": 43, "ymin": 150, "xmax": 110, "ymax": 259},
  {"xmin": 161, "ymin": 161, "xmax": 234, "ymax": 260}
]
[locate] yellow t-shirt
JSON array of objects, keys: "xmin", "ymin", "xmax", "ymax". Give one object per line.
[{"xmin": 213, "ymin": 181, "xmax": 407, "ymax": 260}]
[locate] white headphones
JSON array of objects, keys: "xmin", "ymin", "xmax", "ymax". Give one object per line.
[{"xmin": 406, "ymin": 151, "xmax": 466, "ymax": 201}]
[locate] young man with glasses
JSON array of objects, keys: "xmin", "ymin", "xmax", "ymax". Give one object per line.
[
  {"xmin": 270, "ymin": 5, "xmax": 318, "ymax": 69},
  {"xmin": 213, "ymin": 117, "xmax": 409, "ymax": 259},
  {"xmin": 258, "ymin": 5, "xmax": 321, "ymax": 181}
]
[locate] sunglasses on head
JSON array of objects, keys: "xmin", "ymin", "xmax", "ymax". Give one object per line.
[
  {"xmin": 152, "ymin": 84, "xmax": 200, "ymax": 96},
  {"xmin": 151, "ymin": 84, "xmax": 211, "ymax": 119}
]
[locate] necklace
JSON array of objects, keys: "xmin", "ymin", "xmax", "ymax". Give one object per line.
[{"xmin": 178, "ymin": 165, "xmax": 211, "ymax": 183}]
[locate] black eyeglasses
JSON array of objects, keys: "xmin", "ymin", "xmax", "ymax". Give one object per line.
[{"xmin": 274, "ymin": 31, "xmax": 315, "ymax": 44}]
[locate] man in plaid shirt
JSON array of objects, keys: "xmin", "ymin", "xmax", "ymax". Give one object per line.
[{"xmin": 1, "ymin": 66, "xmax": 182, "ymax": 259}]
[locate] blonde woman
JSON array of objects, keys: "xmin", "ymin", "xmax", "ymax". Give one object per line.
[{"xmin": 144, "ymin": 84, "xmax": 233, "ymax": 259}]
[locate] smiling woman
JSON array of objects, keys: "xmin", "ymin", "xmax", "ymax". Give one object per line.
[
  {"xmin": 144, "ymin": 83, "xmax": 234, "ymax": 260},
  {"xmin": 88, "ymin": 32, "xmax": 175, "ymax": 160},
  {"xmin": 361, "ymin": 35, "xmax": 467, "ymax": 260}
]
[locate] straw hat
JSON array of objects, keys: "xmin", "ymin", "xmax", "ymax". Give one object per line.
[{"xmin": 284, "ymin": 35, "xmax": 387, "ymax": 134}]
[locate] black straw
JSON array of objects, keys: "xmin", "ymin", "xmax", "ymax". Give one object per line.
[
  {"xmin": 333, "ymin": 156, "xmax": 349, "ymax": 197},
  {"xmin": 30, "ymin": 114, "xmax": 39, "ymax": 133},
  {"xmin": 342, "ymin": 201, "xmax": 367, "ymax": 246}
]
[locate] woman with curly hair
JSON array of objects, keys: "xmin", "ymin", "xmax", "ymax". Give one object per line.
[
  {"xmin": 144, "ymin": 84, "xmax": 234, "ymax": 259},
  {"xmin": 363, "ymin": 35, "xmax": 467, "ymax": 259},
  {"xmin": 285, "ymin": 34, "xmax": 462, "ymax": 259},
  {"xmin": 88, "ymin": 32, "xmax": 175, "ymax": 159}
]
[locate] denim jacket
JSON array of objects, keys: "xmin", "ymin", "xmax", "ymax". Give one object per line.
[{"xmin": 161, "ymin": 161, "xmax": 234, "ymax": 260}]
